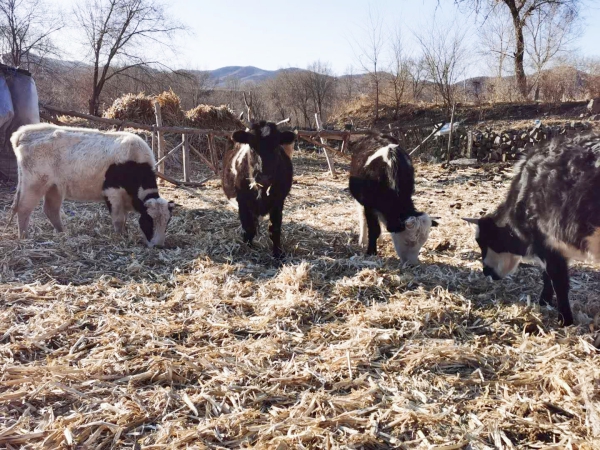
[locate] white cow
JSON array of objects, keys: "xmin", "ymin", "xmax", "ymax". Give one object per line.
[{"xmin": 9, "ymin": 123, "xmax": 174, "ymax": 247}]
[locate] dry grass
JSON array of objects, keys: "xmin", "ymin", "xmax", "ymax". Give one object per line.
[
  {"xmin": 0, "ymin": 153, "xmax": 599, "ymax": 449},
  {"xmin": 103, "ymin": 90, "xmax": 243, "ymax": 131}
]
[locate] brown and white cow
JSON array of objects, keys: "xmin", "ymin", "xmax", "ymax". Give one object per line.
[
  {"xmin": 222, "ymin": 121, "xmax": 295, "ymax": 257},
  {"xmin": 349, "ymin": 132, "xmax": 437, "ymax": 264},
  {"xmin": 9, "ymin": 123, "xmax": 174, "ymax": 247}
]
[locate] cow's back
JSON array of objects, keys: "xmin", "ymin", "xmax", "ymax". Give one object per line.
[
  {"xmin": 12, "ymin": 124, "xmax": 154, "ymax": 202},
  {"xmin": 505, "ymin": 136, "xmax": 600, "ymax": 249},
  {"xmin": 349, "ymin": 134, "xmax": 414, "ymax": 209}
]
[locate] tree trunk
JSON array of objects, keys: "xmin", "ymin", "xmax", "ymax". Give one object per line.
[
  {"xmin": 373, "ymin": 76, "xmax": 379, "ymax": 122},
  {"xmin": 510, "ymin": 9, "xmax": 528, "ymax": 100}
]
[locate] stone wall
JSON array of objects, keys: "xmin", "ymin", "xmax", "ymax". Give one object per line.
[{"xmin": 430, "ymin": 120, "xmax": 594, "ymax": 162}]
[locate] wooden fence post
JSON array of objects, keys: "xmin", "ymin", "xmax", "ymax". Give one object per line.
[
  {"xmin": 467, "ymin": 130, "xmax": 473, "ymax": 158},
  {"xmin": 154, "ymin": 101, "xmax": 166, "ymax": 176},
  {"xmin": 207, "ymin": 133, "xmax": 218, "ymax": 174},
  {"xmin": 182, "ymin": 133, "xmax": 190, "ymax": 182},
  {"xmin": 315, "ymin": 113, "xmax": 336, "ymax": 178},
  {"xmin": 446, "ymin": 103, "xmax": 456, "ymax": 164}
]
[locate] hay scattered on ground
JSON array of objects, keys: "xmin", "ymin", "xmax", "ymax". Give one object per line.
[{"xmin": 0, "ymin": 153, "xmax": 599, "ymax": 449}]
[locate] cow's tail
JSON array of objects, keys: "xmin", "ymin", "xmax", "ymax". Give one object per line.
[{"xmin": 5, "ymin": 166, "xmax": 21, "ymax": 231}]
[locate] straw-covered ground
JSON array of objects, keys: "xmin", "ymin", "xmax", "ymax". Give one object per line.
[{"xmin": 1, "ymin": 152, "xmax": 599, "ymax": 449}]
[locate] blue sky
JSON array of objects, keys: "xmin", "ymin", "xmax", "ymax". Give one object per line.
[{"xmin": 53, "ymin": 0, "xmax": 600, "ymax": 75}]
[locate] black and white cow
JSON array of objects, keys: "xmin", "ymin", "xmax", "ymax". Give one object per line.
[
  {"xmin": 222, "ymin": 121, "xmax": 296, "ymax": 257},
  {"xmin": 349, "ymin": 132, "xmax": 437, "ymax": 264},
  {"xmin": 464, "ymin": 134, "xmax": 600, "ymax": 326},
  {"xmin": 10, "ymin": 123, "xmax": 174, "ymax": 247}
]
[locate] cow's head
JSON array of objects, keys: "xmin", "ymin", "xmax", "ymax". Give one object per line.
[
  {"xmin": 463, "ymin": 216, "xmax": 523, "ymax": 279},
  {"xmin": 232, "ymin": 121, "xmax": 296, "ymax": 154},
  {"xmin": 139, "ymin": 198, "xmax": 175, "ymax": 248},
  {"xmin": 389, "ymin": 213, "xmax": 438, "ymax": 264}
]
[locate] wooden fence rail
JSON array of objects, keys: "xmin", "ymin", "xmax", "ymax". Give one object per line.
[{"xmin": 40, "ymin": 103, "xmax": 445, "ymax": 188}]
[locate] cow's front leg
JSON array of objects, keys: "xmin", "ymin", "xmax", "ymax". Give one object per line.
[
  {"xmin": 104, "ymin": 195, "xmax": 127, "ymax": 234},
  {"xmin": 364, "ymin": 207, "xmax": 381, "ymax": 255},
  {"xmin": 269, "ymin": 203, "xmax": 284, "ymax": 258},
  {"xmin": 238, "ymin": 198, "xmax": 257, "ymax": 245},
  {"xmin": 539, "ymin": 269, "xmax": 555, "ymax": 306},
  {"xmin": 544, "ymin": 252, "xmax": 573, "ymax": 326}
]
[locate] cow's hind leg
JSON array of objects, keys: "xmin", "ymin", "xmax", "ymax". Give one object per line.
[
  {"xmin": 16, "ymin": 186, "xmax": 45, "ymax": 238},
  {"xmin": 43, "ymin": 185, "xmax": 64, "ymax": 232},
  {"xmin": 269, "ymin": 203, "xmax": 284, "ymax": 258},
  {"xmin": 364, "ymin": 207, "xmax": 381, "ymax": 255}
]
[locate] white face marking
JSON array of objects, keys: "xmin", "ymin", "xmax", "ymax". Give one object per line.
[
  {"xmin": 138, "ymin": 186, "xmax": 158, "ymax": 201},
  {"xmin": 261, "ymin": 126, "xmax": 271, "ymax": 137},
  {"xmin": 231, "ymin": 144, "xmax": 250, "ymax": 176},
  {"xmin": 390, "ymin": 214, "xmax": 433, "ymax": 264},
  {"xmin": 365, "ymin": 144, "xmax": 398, "ymax": 168},
  {"xmin": 143, "ymin": 198, "xmax": 171, "ymax": 247},
  {"xmin": 483, "ymin": 248, "xmax": 521, "ymax": 278}
]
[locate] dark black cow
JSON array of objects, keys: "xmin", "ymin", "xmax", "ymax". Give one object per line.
[
  {"xmin": 349, "ymin": 132, "xmax": 437, "ymax": 264},
  {"xmin": 222, "ymin": 121, "xmax": 296, "ymax": 257},
  {"xmin": 464, "ymin": 134, "xmax": 600, "ymax": 326}
]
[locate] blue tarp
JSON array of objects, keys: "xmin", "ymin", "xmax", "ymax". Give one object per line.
[{"xmin": 0, "ymin": 64, "xmax": 40, "ymax": 179}]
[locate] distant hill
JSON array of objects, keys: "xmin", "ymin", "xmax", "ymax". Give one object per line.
[{"xmin": 200, "ymin": 66, "xmax": 303, "ymax": 87}]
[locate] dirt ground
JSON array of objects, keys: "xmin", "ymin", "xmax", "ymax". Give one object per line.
[{"xmin": 0, "ymin": 152, "xmax": 599, "ymax": 449}]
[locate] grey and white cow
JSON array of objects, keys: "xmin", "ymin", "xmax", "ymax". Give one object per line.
[
  {"xmin": 10, "ymin": 123, "xmax": 174, "ymax": 247},
  {"xmin": 465, "ymin": 133, "xmax": 600, "ymax": 326}
]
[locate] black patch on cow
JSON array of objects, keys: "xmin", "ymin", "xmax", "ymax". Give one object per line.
[
  {"xmin": 103, "ymin": 161, "xmax": 159, "ymax": 212},
  {"xmin": 102, "ymin": 161, "xmax": 162, "ymax": 243},
  {"xmin": 222, "ymin": 121, "xmax": 294, "ymax": 257},
  {"xmin": 348, "ymin": 132, "xmax": 428, "ymax": 255},
  {"xmin": 474, "ymin": 133, "xmax": 600, "ymax": 326}
]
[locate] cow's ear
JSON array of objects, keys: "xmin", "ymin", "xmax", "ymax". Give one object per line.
[
  {"xmin": 232, "ymin": 130, "xmax": 252, "ymax": 143},
  {"xmin": 280, "ymin": 130, "xmax": 296, "ymax": 145}
]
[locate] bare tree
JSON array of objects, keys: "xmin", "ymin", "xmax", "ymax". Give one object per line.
[
  {"xmin": 339, "ymin": 65, "xmax": 358, "ymax": 104},
  {"xmin": 0, "ymin": 0, "xmax": 63, "ymax": 69},
  {"xmin": 74, "ymin": 0, "xmax": 185, "ymax": 115},
  {"xmin": 416, "ymin": 21, "xmax": 469, "ymax": 112},
  {"xmin": 525, "ymin": 3, "xmax": 579, "ymax": 100},
  {"xmin": 280, "ymin": 70, "xmax": 313, "ymax": 128},
  {"xmin": 387, "ymin": 27, "xmax": 409, "ymax": 119},
  {"xmin": 352, "ymin": 6, "xmax": 385, "ymax": 122},
  {"xmin": 478, "ymin": 6, "xmax": 515, "ymax": 101},
  {"xmin": 406, "ymin": 56, "xmax": 428, "ymax": 102},
  {"xmin": 456, "ymin": 0, "xmax": 581, "ymax": 100},
  {"xmin": 306, "ymin": 60, "xmax": 336, "ymax": 122}
]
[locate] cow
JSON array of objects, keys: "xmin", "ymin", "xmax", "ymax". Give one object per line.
[
  {"xmin": 463, "ymin": 133, "xmax": 600, "ymax": 326},
  {"xmin": 9, "ymin": 123, "xmax": 174, "ymax": 248},
  {"xmin": 222, "ymin": 121, "xmax": 296, "ymax": 257},
  {"xmin": 349, "ymin": 132, "xmax": 437, "ymax": 264}
]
